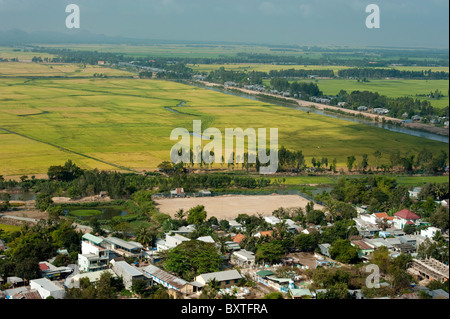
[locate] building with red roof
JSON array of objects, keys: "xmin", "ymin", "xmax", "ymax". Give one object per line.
[{"xmin": 393, "ymin": 209, "xmax": 421, "ymax": 229}]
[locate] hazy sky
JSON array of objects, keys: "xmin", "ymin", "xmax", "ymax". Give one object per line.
[{"xmin": 0, "ymin": 0, "xmax": 448, "ymax": 47}]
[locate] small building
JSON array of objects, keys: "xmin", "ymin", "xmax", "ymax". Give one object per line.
[
  {"xmin": 289, "ymin": 288, "xmax": 313, "ymax": 299},
  {"xmin": 421, "ymin": 226, "xmax": 441, "ymax": 239},
  {"xmin": 318, "ymin": 243, "xmax": 331, "ymax": 257},
  {"xmin": 408, "ymin": 187, "xmax": 422, "ymax": 199},
  {"xmin": 231, "ymin": 249, "xmax": 255, "ymax": 267},
  {"xmin": 66, "ymin": 269, "xmax": 117, "ymax": 289},
  {"xmin": 351, "ymin": 240, "xmax": 375, "ymax": 258},
  {"xmin": 30, "ymin": 278, "xmax": 66, "ymax": 299},
  {"xmin": 170, "ymin": 188, "xmax": 185, "ymax": 198},
  {"xmin": 194, "ymin": 270, "xmax": 243, "ymax": 289},
  {"xmin": 198, "ymin": 190, "xmax": 211, "ymax": 197},
  {"xmin": 358, "ymin": 106, "xmax": 368, "ymax": 111},
  {"xmin": 228, "ymin": 220, "xmax": 243, "ymax": 230},
  {"xmin": 111, "ymin": 260, "xmax": 148, "ymax": 290},
  {"xmin": 102, "ymin": 237, "xmax": 143, "ymax": 258},
  {"xmin": 143, "ymin": 264, "xmax": 197, "ymax": 297},
  {"xmin": 264, "ymin": 216, "xmax": 281, "ymax": 225},
  {"xmin": 232, "ymin": 233, "xmax": 246, "ymax": 245}
]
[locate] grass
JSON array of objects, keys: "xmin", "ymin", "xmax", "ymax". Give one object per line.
[
  {"xmin": 0, "ymin": 74, "xmax": 447, "ymax": 176},
  {"xmin": 69, "ymin": 209, "xmax": 103, "ymax": 217},
  {"xmin": 269, "ymin": 174, "xmax": 449, "ymax": 187},
  {"xmin": 0, "ymin": 223, "xmax": 22, "ymax": 233}
]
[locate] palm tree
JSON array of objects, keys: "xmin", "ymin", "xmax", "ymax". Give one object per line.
[{"xmin": 175, "ymin": 208, "xmax": 185, "ymax": 220}]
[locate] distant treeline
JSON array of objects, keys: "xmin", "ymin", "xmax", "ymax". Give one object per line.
[
  {"xmin": 268, "ymin": 69, "xmax": 335, "ymax": 78},
  {"xmin": 270, "ymin": 78, "xmax": 322, "ymax": 97},
  {"xmin": 338, "ymin": 68, "xmax": 449, "ymax": 80},
  {"xmin": 205, "ymin": 68, "xmax": 265, "ymax": 85}
]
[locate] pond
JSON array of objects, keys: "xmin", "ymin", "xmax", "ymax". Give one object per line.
[{"xmin": 63, "ymin": 207, "xmax": 128, "ymax": 220}]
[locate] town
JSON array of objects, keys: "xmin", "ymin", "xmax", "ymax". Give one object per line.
[{"xmin": 1, "ymin": 171, "xmax": 448, "ymax": 300}]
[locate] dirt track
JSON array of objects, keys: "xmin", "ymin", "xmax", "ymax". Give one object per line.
[{"xmin": 154, "ymin": 194, "xmax": 323, "ymax": 220}]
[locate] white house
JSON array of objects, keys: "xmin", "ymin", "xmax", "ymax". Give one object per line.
[
  {"xmin": 231, "ymin": 249, "xmax": 256, "ymax": 267},
  {"xmin": 393, "ymin": 209, "xmax": 421, "ymax": 229},
  {"xmin": 421, "ymin": 226, "xmax": 441, "ymax": 239},
  {"xmin": 30, "ymin": 278, "xmax": 66, "ymax": 299},
  {"xmin": 408, "ymin": 187, "xmax": 422, "ymax": 199},
  {"xmin": 78, "ymin": 233, "xmax": 111, "ymax": 273},
  {"xmin": 264, "ymin": 216, "xmax": 281, "ymax": 225},
  {"xmin": 111, "ymin": 260, "xmax": 148, "ymax": 290},
  {"xmin": 228, "ymin": 220, "xmax": 243, "ymax": 230}
]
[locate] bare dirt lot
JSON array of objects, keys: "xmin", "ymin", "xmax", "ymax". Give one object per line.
[{"xmin": 154, "ymin": 194, "xmax": 323, "ymax": 220}]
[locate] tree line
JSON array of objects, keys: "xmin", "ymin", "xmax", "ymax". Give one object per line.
[{"xmin": 337, "ymin": 68, "xmax": 449, "ymax": 80}]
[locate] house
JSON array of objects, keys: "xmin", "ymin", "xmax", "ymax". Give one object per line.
[
  {"xmin": 351, "ymin": 240, "xmax": 375, "ymax": 258},
  {"xmin": 143, "ymin": 264, "xmax": 197, "ymax": 296},
  {"xmin": 228, "ymin": 220, "xmax": 243, "ymax": 230},
  {"xmin": 225, "ymin": 241, "xmax": 241, "ymax": 251},
  {"xmin": 66, "ymin": 269, "xmax": 117, "ymax": 289},
  {"xmin": 289, "ymin": 288, "xmax": 313, "ymax": 299},
  {"xmin": 318, "ymin": 243, "xmax": 331, "ymax": 257},
  {"xmin": 408, "ymin": 187, "xmax": 422, "ymax": 199},
  {"xmin": 111, "ymin": 260, "xmax": 148, "ymax": 290},
  {"xmin": 393, "ymin": 209, "xmax": 421, "ymax": 229},
  {"xmin": 232, "ymin": 233, "xmax": 246, "ymax": 245},
  {"xmin": 264, "ymin": 216, "xmax": 281, "ymax": 225},
  {"xmin": 440, "ymin": 199, "xmax": 449, "ymax": 208},
  {"xmin": 198, "ymin": 190, "xmax": 211, "ymax": 197},
  {"xmin": 170, "ymin": 188, "xmax": 185, "ymax": 198},
  {"xmin": 358, "ymin": 105, "xmax": 368, "ymax": 111},
  {"xmin": 285, "ymin": 219, "xmax": 301, "ymax": 233},
  {"xmin": 78, "ymin": 233, "xmax": 112, "ymax": 272},
  {"xmin": 3, "ymin": 287, "xmax": 41, "ymax": 299},
  {"xmin": 254, "ymin": 230, "xmax": 274, "ymax": 238},
  {"xmin": 231, "ymin": 249, "xmax": 255, "ymax": 267},
  {"xmin": 30, "ymin": 278, "xmax": 66, "ymax": 299},
  {"xmin": 102, "ymin": 236, "xmax": 143, "ymax": 258},
  {"xmin": 164, "ymin": 234, "xmax": 190, "ymax": 249},
  {"xmin": 6, "ymin": 276, "xmax": 24, "ymax": 287},
  {"xmin": 411, "ymin": 115, "xmax": 422, "ymax": 121},
  {"xmin": 421, "ymin": 226, "xmax": 441, "ymax": 239},
  {"xmin": 170, "ymin": 225, "xmax": 196, "ymax": 237},
  {"xmin": 197, "ymin": 236, "xmax": 215, "ymax": 244},
  {"xmin": 195, "ymin": 270, "xmax": 243, "ymax": 289},
  {"xmin": 38, "ymin": 261, "xmax": 72, "ymax": 280}
]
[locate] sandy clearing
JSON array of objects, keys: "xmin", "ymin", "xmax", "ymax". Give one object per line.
[{"xmin": 154, "ymin": 194, "xmax": 323, "ymax": 220}]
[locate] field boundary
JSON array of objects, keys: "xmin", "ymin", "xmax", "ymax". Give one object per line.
[{"xmin": 0, "ymin": 127, "xmax": 135, "ymax": 172}]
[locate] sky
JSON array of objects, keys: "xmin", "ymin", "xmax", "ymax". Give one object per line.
[{"xmin": 0, "ymin": 0, "xmax": 448, "ymax": 47}]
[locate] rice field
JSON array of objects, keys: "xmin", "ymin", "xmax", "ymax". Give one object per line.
[
  {"xmin": 0, "ymin": 62, "xmax": 135, "ymax": 78},
  {"xmin": 0, "ymin": 75, "xmax": 447, "ymax": 176}
]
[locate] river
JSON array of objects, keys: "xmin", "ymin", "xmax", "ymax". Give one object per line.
[{"xmin": 185, "ymin": 81, "xmax": 449, "ymax": 144}]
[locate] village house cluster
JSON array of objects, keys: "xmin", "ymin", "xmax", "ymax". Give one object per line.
[{"xmin": 1, "ymin": 187, "xmax": 448, "ymax": 300}]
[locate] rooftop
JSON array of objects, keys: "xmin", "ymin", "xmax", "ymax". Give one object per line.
[
  {"xmin": 197, "ymin": 269, "xmax": 243, "ymax": 283},
  {"xmin": 394, "ymin": 209, "xmax": 420, "ymax": 220},
  {"xmin": 144, "ymin": 264, "xmax": 188, "ymax": 289}
]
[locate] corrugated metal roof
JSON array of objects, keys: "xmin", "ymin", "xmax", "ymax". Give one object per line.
[
  {"xmin": 82, "ymin": 233, "xmax": 103, "ymax": 245},
  {"xmin": 144, "ymin": 265, "xmax": 188, "ymax": 289},
  {"xmin": 197, "ymin": 269, "xmax": 243, "ymax": 283}
]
